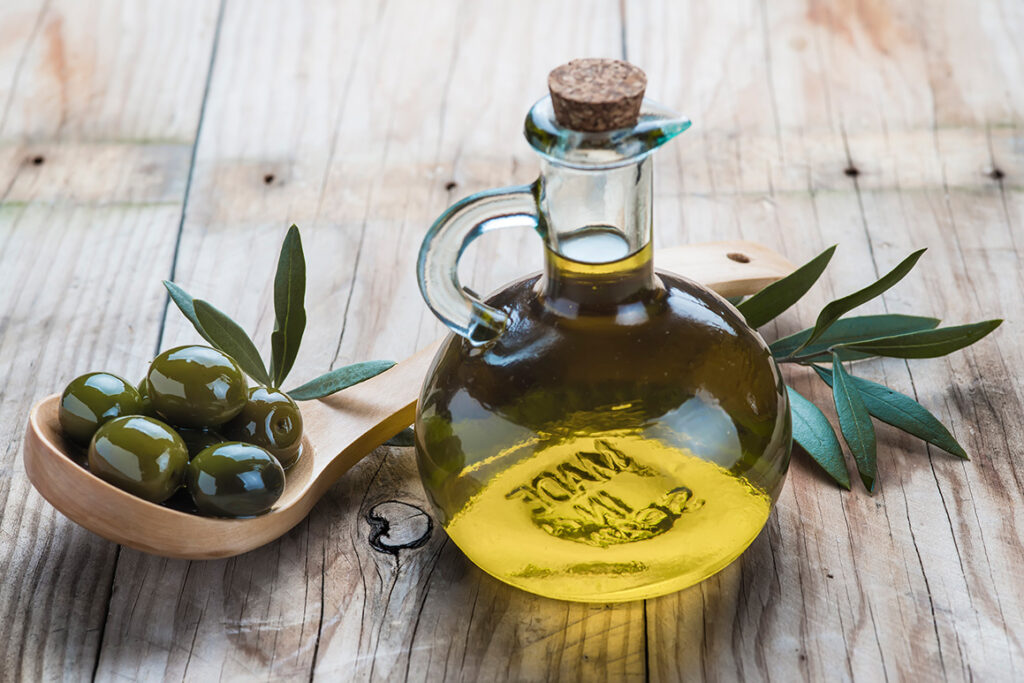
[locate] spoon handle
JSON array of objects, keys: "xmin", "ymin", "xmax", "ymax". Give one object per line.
[
  {"xmin": 658, "ymin": 240, "xmax": 796, "ymax": 297},
  {"xmin": 299, "ymin": 341, "xmax": 441, "ymax": 481}
]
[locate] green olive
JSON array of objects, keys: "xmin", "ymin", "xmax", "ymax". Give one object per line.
[
  {"xmin": 88, "ymin": 416, "xmax": 188, "ymax": 503},
  {"xmin": 176, "ymin": 427, "xmax": 227, "ymax": 459},
  {"xmin": 146, "ymin": 345, "xmax": 247, "ymax": 428},
  {"xmin": 224, "ymin": 387, "xmax": 304, "ymax": 468},
  {"xmin": 60, "ymin": 372, "xmax": 144, "ymax": 445},
  {"xmin": 187, "ymin": 442, "xmax": 285, "ymax": 517}
]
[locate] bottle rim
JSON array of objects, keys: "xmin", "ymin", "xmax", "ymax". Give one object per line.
[{"xmin": 523, "ymin": 96, "xmax": 691, "ymax": 171}]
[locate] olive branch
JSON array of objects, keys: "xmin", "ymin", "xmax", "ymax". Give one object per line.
[{"xmin": 730, "ymin": 246, "xmax": 1001, "ymax": 492}]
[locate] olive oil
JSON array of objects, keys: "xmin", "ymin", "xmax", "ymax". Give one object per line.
[
  {"xmin": 416, "ymin": 248, "xmax": 790, "ymax": 602},
  {"xmin": 443, "ymin": 432, "xmax": 771, "ymax": 602}
]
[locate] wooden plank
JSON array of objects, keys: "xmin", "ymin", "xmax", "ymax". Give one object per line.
[
  {"xmin": 0, "ymin": 1, "xmax": 220, "ymax": 679},
  {"xmin": 629, "ymin": 0, "xmax": 1024, "ymax": 680}
]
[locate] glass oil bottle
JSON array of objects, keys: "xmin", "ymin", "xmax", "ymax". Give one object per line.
[{"xmin": 415, "ymin": 59, "xmax": 790, "ymax": 602}]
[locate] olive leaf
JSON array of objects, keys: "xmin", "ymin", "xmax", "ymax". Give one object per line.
[
  {"xmin": 787, "ymin": 387, "xmax": 850, "ymax": 489},
  {"xmin": 772, "ymin": 314, "xmax": 940, "ymax": 362},
  {"xmin": 269, "ymin": 225, "xmax": 307, "ymax": 388},
  {"xmin": 163, "ymin": 226, "xmax": 393, "ymax": 401},
  {"xmin": 385, "ymin": 427, "xmax": 416, "ymax": 447},
  {"xmin": 737, "ymin": 245, "xmax": 835, "ymax": 328},
  {"xmin": 829, "ymin": 352, "xmax": 877, "ymax": 491},
  {"xmin": 792, "ymin": 249, "xmax": 926, "ymax": 355},
  {"xmin": 831, "ymin": 320, "xmax": 1002, "ymax": 359},
  {"xmin": 193, "ymin": 299, "xmax": 273, "ymax": 386},
  {"xmin": 812, "ymin": 366, "xmax": 968, "ymax": 459},
  {"xmin": 286, "ymin": 360, "xmax": 396, "ymax": 401},
  {"xmin": 163, "ymin": 280, "xmax": 216, "ymax": 347}
]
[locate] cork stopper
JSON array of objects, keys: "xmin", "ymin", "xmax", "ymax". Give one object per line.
[{"xmin": 548, "ymin": 59, "xmax": 647, "ymax": 132}]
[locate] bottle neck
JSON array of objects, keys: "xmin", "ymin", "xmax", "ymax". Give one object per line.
[{"xmin": 536, "ymin": 157, "xmax": 658, "ymax": 313}]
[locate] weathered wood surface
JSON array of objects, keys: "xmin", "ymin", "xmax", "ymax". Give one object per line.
[{"xmin": 0, "ymin": 0, "xmax": 1021, "ymax": 681}]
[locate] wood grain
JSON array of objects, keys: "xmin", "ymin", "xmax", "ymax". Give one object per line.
[{"xmin": 1, "ymin": 0, "xmax": 1022, "ymax": 680}]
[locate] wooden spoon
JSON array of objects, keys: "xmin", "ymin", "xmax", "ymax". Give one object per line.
[{"xmin": 23, "ymin": 240, "xmax": 795, "ymax": 560}]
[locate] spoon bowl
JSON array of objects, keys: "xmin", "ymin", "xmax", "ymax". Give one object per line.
[
  {"xmin": 22, "ymin": 240, "xmax": 794, "ymax": 560},
  {"xmin": 24, "ymin": 341, "xmax": 440, "ymax": 559}
]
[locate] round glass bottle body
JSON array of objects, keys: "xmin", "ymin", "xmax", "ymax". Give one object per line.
[{"xmin": 415, "ymin": 247, "xmax": 790, "ymax": 602}]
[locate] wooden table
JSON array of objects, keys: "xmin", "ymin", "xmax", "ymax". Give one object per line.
[{"xmin": 2, "ymin": 1, "xmax": 1021, "ymax": 680}]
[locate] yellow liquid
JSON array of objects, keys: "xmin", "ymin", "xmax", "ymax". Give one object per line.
[{"xmin": 442, "ymin": 432, "xmax": 772, "ymax": 602}]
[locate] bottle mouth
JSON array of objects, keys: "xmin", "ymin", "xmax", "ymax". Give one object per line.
[{"xmin": 524, "ymin": 96, "xmax": 691, "ymax": 170}]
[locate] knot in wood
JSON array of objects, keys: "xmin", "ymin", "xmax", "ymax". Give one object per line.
[
  {"xmin": 366, "ymin": 501, "xmax": 433, "ymax": 555},
  {"xmin": 548, "ymin": 58, "xmax": 646, "ymax": 132}
]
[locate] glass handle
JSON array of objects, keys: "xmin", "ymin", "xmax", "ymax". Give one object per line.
[{"xmin": 417, "ymin": 183, "xmax": 539, "ymax": 344}]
